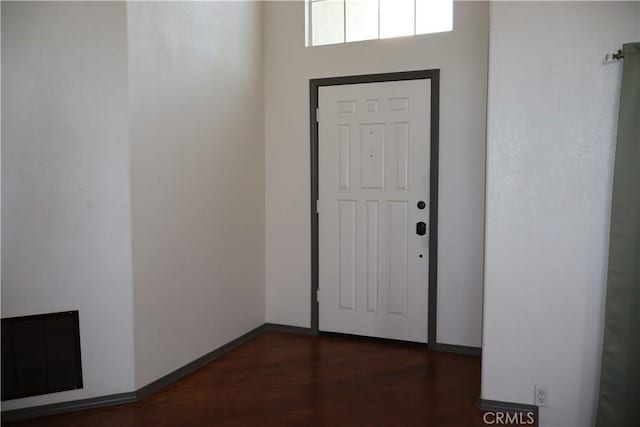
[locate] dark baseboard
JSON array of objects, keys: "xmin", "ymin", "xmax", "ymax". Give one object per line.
[
  {"xmin": 1, "ymin": 391, "xmax": 137, "ymax": 423},
  {"xmin": 263, "ymin": 323, "xmax": 314, "ymax": 335},
  {"xmin": 478, "ymin": 399, "xmax": 539, "ymax": 426},
  {"xmin": 316, "ymin": 331, "xmax": 481, "ymax": 357},
  {"xmin": 2, "ymin": 323, "xmax": 480, "ymax": 422},
  {"xmin": 429, "ymin": 342, "xmax": 482, "ymax": 357},
  {"xmin": 477, "ymin": 398, "xmax": 538, "ymax": 413},
  {"xmin": 2, "ymin": 324, "xmax": 268, "ymax": 422},
  {"xmin": 136, "ymin": 324, "xmax": 267, "ymax": 401}
]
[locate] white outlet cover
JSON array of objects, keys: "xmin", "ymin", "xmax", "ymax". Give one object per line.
[{"xmin": 534, "ymin": 385, "xmax": 549, "ymax": 407}]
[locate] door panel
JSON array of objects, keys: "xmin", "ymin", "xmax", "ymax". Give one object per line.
[
  {"xmin": 360, "ymin": 124, "xmax": 385, "ymax": 189},
  {"xmin": 388, "ymin": 201, "xmax": 408, "ymax": 315},
  {"xmin": 338, "ymin": 200, "xmax": 356, "ymax": 310},
  {"xmin": 318, "ymin": 79, "xmax": 431, "ymax": 343}
]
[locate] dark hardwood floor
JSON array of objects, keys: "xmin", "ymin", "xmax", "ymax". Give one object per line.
[{"xmin": 5, "ymin": 332, "xmax": 488, "ymax": 427}]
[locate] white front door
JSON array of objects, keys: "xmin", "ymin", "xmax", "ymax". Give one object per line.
[{"xmin": 318, "ymin": 79, "xmax": 431, "ymax": 343}]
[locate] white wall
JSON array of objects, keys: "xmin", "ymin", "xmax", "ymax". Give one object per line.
[
  {"xmin": 264, "ymin": 0, "xmax": 489, "ymax": 347},
  {"xmin": 128, "ymin": 1, "xmax": 266, "ymax": 388},
  {"xmin": 1, "ymin": 1, "xmax": 135, "ymax": 409},
  {"xmin": 482, "ymin": 2, "xmax": 640, "ymax": 426}
]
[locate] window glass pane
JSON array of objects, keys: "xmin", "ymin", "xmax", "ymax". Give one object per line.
[
  {"xmin": 312, "ymin": 0, "xmax": 345, "ymax": 46},
  {"xmin": 345, "ymin": 0, "xmax": 378, "ymax": 43},
  {"xmin": 416, "ymin": 0, "xmax": 453, "ymax": 35},
  {"xmin": 379, "ymin": 0, "xmax": 414, "ymax": 39}
]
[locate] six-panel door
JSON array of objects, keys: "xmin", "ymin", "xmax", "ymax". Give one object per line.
[{"xmin": 318, "ymin": 79, "xmax": 431, "ymax": 343}]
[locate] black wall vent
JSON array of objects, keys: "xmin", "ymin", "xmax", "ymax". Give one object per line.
[{"xmin": 2, "ymin": 311, "xmax": 83, "ymax": 400}]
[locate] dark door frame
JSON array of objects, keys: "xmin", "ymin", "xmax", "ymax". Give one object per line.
[{"xmin": 309, "ymin": 69, "xmax": 440, "ymax": 344}]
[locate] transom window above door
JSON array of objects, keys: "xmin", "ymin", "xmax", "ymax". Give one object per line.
[{"xmin": 306, "ymin": 0, "xmax": 453, "ymax": 46}]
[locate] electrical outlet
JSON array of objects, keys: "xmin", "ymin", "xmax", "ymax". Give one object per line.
[{"xmin": 534, "ymin": 385, "xmax": 548, "ymax": 407}]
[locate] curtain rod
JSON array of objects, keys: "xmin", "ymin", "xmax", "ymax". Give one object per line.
[{"xmin": 605, "ymin": 49, "xmax": 624, "ymax": 62}]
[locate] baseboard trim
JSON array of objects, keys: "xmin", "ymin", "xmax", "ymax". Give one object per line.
[
  {"xmin": 429, "ymin": 342, "xmax": 482, "ymax": 357},
  {"xmin": 315, "ymin": 331, "xmax": 481, "ymax": 357},
  {"xmin": 478, "ymin": 399, "xmax": 539, "ymax": 426},
  {"xmin": 136, "ymin": 324, "xmax": 267, "ymax": 401},
  {"xmin": 1, "ymin": 392, "xmax": 137, "ymax": 423},
  {"xmin": 2, "ymin": 324, "xmax": 268, "ymax": 422},
  {"xmin": 264, "ymin": 323, "xmax": 314, "ymax": 335},
  {"xmin": 2, "ymin": 323, "xmax": 480, "ymax": 422},
  {"xmin": 477, "ymin": 398, "xmax": 538, "ymax": 413}
]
